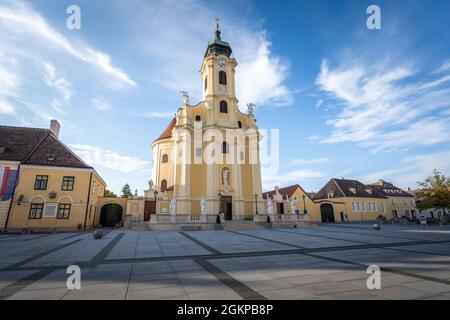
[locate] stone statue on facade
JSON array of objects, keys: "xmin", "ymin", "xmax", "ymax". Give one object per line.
[
  {"xmin": 180, "ymin": 91, "xmax": 189, "ymax": 105},
  {"xmin": 200, "ymin": 198, "xmax": 206, "ymax": 215},
  {"xmin": 247, "ymin": 102, "xmax": 255, "ymax": 115},
  {"xmin": 170, "ymin": 198, "xmax": 176, "ymax": 214},
  {"xmin": 148, "ymin": 180, "xmax": 154, "ymax": 190},
  {"xmin": 290, "ymin": 199, "xmax": 297, "ymax": 214},
  {"xmin": 267, "ymin": 197, "xmax": 273, "ymax": 215},
  {"xmin": 223, "ymin": 169, "xmax": 229, "ymax": 186}
]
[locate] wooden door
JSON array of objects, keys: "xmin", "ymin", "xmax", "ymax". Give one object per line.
[
  {"xmin": 221, "ymin": 196, "xmax": 232, "ymax": 221},
  {"xmin": 144, "ymin": 201, "xmax": 156, "ymax": 222}
]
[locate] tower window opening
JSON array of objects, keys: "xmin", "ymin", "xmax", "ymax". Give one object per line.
[
  {"xmin": 219, "ymin": 71, "xmax": 227, "ymax": 85},
  {"xmin": 222, "ymin": 141, "xmax": 230, "ymax": 154},
  {"xmin": 220, "ymin": 101, "xmax": 228, "ymax": 113}
]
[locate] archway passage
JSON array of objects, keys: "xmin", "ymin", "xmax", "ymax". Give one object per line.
[
  {"xmin": 320, "ymin": 203, "xmax": 335, "ymax": 223},
  {"xmin": 100, "ymin": 204, "xmax": 123, "ymax": 227}
]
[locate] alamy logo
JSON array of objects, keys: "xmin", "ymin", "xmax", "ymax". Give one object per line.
[
  {"xmin": 366, "ymin": 265, "xmax": 381, "ymax": 290},
  {"xmin": 366, "ymin": 5, "xmax": 381, "ymax": 30},
  {"xmin": 66, "ymin": 5, "xmax": 81, "ymax": 30},
  {"xmin": 66, "ymin": 265, "xmax": 81, "ymax": 290}
]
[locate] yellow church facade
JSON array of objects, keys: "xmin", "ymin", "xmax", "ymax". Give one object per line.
[{"xmin": 148, "ymin": 22, "xmax": 264, "ymax": 220}]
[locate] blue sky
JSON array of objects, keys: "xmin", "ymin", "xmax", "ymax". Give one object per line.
[{"xmin": 1, "ymin": 0, "xmax": 449, "ymax": 194}]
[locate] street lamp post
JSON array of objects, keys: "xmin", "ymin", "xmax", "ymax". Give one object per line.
[
  {"xmin": 302, "ymin": 194, "xmax": 307, "ymax": 215},
  {"xmin": 254, "ymin": 194, "xmax": 258, "ymax": 215},
  {"xmin": 218, "ymin": 193, "xmax": 222, "ymax": 215}
]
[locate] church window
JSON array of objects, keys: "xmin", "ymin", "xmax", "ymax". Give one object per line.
[
  {"xmin": 237, "ymin": 121, "xmax": 242, "ymax": 128},
  {"xmin": 161, "ymin": 179, "xmax": 168, "ymax": 190},
  {"xmin": 222, "ymin": 141, "xmax": 229, "ymax": 154},
  {"xmin": 195, "ymin": 115, "xmax": 201, "ymax": 122},
  {"xmin": 220, "ymin": 101, "xmax": 228, "ymax": 113},
  {"xmin": 219, "ymin": 71, "xmax": 227, "ymax": 85},
  {"xmin": 162, "ymin": 154, "xmax": 169, "ymax": 163},
  {"xmin": 204, "ymin": 76, "xmax": 207, "ymax": 90}
]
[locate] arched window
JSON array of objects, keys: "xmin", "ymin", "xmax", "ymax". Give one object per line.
[
  {"xmin": 195, "ymin": 115, "xmax": 201, "ymax": 122},
  {"xmin": 161, "ymin": 179, "xmax": 168, "ymax": 190},
  {"xmin": 162, "ymin": 154, "xmax": 169, "ymax": 163},
  {"xmin": 219, "ymin": 71, "xmax": 227, "ymax": 85},
  {"xmin": 237, "ymin": 121, "xmax": 242, "ymax": 128},
  {"xmin": 222, "ymin": 141, "xmax": 229, "ymax": 154},
  {"xmin": 220, "ymin": 101, "xmax": 228, "ymax": 113},
  {"xmin": 204, "ymin": 76, "xmax": 207, "ymax": 90}
]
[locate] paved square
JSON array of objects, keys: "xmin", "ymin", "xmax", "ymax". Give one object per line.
[{"xmin": 1, "ymin": 224, "xmax": 450, "ymax": 300}]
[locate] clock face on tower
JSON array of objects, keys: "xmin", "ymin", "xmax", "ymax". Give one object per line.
[{"xmin": 218, "ymin": 59, "xmax": 226, "ymax": 68}]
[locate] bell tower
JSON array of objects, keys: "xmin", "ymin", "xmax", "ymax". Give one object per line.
[{"xmin": 200, "ymin": 19, "xmax": 238, "ymax": 117}]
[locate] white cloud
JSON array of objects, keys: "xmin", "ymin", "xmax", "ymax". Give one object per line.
[
  {"xmin": 140, "ymin": 111, "xmax": 175, "ymax": 118},
  {"xmin": 236, "ymin": 34, "xmax": 291, "ymax": 107},
  {"xmin": 43, "ymin": 63, "xmax": 73, "ymax": 102},
  {"xmin": 433, "ymin": 60, "xmax": 450, "ymax": 74},
  {"xmin": 0, "ymin": 1, "xmax": 135, "ymax": 86},
  {"xmin": 69, "ymin": 144, "xmax": 151, "ymax": 173},
  {"xmin": 290, "ymin": 157, "xmax": 330, "ymax": 166},
  {"xmin": 315, "ymin": 99, "xmax": 323, "ymax": 108},
  {"xmin": 315, "ymin": 59, "xmax": 450, "ymax": 153},
  {"xmin": 262, "ymin": 169, "xmax": 326, "ymax": 191},
  {"xmin": 0, "ymin": 99, "xmax": 15, "ymax": 115},
  {"xmin": 91, "ymin": 97, "xmax": 111, "ymax": 111},
  {"xmin": 362, "ymin": 151, "xmax": 450, "ymax": 189},
  {"xmin": 0, "ymin": 65, "xmax": 20, "ymax": 96}
]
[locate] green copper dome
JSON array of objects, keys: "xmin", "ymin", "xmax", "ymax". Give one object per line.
[{"xmin": 204, "ymin": 20, "xmax": 232, "ymax": 58}]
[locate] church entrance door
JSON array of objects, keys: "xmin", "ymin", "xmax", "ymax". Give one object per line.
[
  {"xmin": 144, "ymin": 200, "xmax": 156, "ymax": 222},
  {"xmin": 221, "ymin": 196, "xmax": 233, "ymax": 221}
]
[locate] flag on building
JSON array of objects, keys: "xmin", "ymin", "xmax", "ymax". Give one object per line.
[{"xmin": 0, "ymin": 167, "xmax": 19, "ymax": 202}]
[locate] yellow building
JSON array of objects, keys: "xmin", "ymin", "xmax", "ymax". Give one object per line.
[
  {"xmin": 313, "ymin": 178, "xmax": 391, "ymax": 222},
  {"xmin": 370, "ymin": 180, "xmax": 417, "ymax": 220},
  {"xmin": 1, "ymin": 120, "xmax": 107, "ymax": 232},
  {"xmin": 262, "ymin": 185, "xmax": 320, "ymax": 220},
  {"xmin": 148, "ymin": 22, "xmax": 263, "ymax": 221}
]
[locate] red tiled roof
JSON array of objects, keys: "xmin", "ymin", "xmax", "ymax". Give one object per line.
[
  {"xmin": 157, "ymin": 118, "xmax": 176, "ymax": 141},
  {"xmin": 263, "ymin": 184, "xmax": 300, "ymax": 200}
]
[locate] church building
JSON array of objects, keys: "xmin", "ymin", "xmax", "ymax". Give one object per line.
[{"xmin": 147, "ymin": 21, "xmax": 264, "ymax": 220}]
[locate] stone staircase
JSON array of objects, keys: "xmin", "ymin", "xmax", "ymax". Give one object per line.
[{"xmin": 223, "ymin": 221, "xmax": 267, "ymax": 230}]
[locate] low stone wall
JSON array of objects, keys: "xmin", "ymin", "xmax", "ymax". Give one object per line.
[{"xmin": 124, "ymin": 222, "xmax": 218, "ymax": 231}]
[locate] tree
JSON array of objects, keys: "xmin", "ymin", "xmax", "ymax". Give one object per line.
[
  {"xmin": 104, "ymin": 189, "xmax": 117, "ymax": 198},
  {"xmin": 416, "ymin": 170, "xmax": 450, "ymax": 223},
  {"xmin": 121, "ymin": 183, "xmax": 133, "ymax": 198}
]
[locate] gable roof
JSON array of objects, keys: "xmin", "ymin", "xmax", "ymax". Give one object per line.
[
  {"xmin": 22, "ymin": 134, "xmax": 91, "ymax": 168},
  {"xmin": 314, "ymin": 178, "xmax": 386, "ymax": 199},
  {"xmin": 156, "ymin": 118, "xmax": 176, "ymax": 141},
  {"xmin": 370, "ymin": 180, "xmax": 415, "ymax": 198},
  {"xmin": 263, "ymin": 184, "xmax": 299, "ymax": 200},
  {"xmin": 0, "ymin": 125, "xmax": 91, "ymax": 169},
  {"xmin": 0, "ymin": 126, "xmax": 49, "ymax": 162}
]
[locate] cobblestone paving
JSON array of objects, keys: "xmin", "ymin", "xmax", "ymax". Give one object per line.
[{"xmin": 1, "ymin": 224, "xmax": 450, "ymax": 300}]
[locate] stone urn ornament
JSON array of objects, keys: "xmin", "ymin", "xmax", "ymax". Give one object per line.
[{"xmin": 93, "ymin": 230, "xmax": 103, "ymax": 239}]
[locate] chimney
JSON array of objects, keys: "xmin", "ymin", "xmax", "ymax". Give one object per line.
[{"xmin": 50, "ymin": 119, "xmax": 61, "ymax": 139}]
